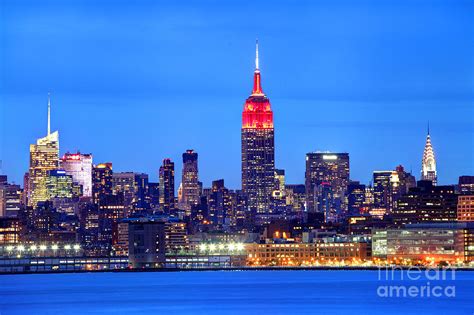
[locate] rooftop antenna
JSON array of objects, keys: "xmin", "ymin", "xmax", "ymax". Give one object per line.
[
  {"xmin": 47, "ymin": 92, "xmax": 51, "ymax": 135},
  {"xmin": 255, "ymin": 39, "xmax": 259, "ymax": 70}
]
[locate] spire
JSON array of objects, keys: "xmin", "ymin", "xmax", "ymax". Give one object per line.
[
  {"xmin": 251, "ymin": 40, "xmax": 263, "ymax": 96},
  {"xmin": 255, "ymin": 39, "xmax": 259, "ymax": 70},
  {"xmin": 427, "ymin": 121, "xmax": 430, "ymax": 136},
  {"xmin": 47, "ymin": 92, "xmax": 51, "ymax": 136},
  {"xmin": 421, "ymin": 125, "xmax": 437, "ymax": 185}
]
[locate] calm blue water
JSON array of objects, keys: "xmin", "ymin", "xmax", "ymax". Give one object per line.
[{"xmin": 0, "ymin": 270, "xmax": 473, "ymax": 314}]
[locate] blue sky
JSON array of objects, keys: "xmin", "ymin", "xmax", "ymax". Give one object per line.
[{"xmin": 1, "ymin": 0, "xmax": 473, "ymax": 188}]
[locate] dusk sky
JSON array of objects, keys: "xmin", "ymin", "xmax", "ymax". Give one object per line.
[{"xmin": 1, "ymin": 0, "xmax": 473, "ymax": 189}]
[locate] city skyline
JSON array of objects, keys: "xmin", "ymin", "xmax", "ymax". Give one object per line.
[
  {"xmin": 1, "ymin": 3, "xmax": 474, "ymax": 313},
  {"xmin": 1, "ymin": 0, "xmax": 473, "ymax": 188}
]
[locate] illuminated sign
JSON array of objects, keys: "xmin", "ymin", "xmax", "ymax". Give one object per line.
[{"xmin": 322, "ymin": 155, "xmax": 338, "ymax": 160}]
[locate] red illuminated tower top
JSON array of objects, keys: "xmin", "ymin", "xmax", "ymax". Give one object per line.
[{"xmin": 242, "ymin": 40, "xmax": 274, "ymax": 129}]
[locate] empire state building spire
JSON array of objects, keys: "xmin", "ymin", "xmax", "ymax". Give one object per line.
[
  {"xmin": 255, "ymin": 39, "xmax": 259, "ymax": 70},
  {"xmin": 252, "ymin": 39, "xmax": 263, "ymax": 96},
  {"xmin": 421, "ymin": 126, "xmax": 437, "ymax": 185}
]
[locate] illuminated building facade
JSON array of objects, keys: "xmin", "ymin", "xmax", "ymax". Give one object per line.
[
  {"xmin": 241, "ymin": 41, "xmax": 275, "ymax": 223},
  {"xmin": 180, "ymin": 150, "xmax": 200, "ymax": 214},
  {"xmin": 0, "ymin": 179, "xmax": 22, "ymax": 218},
  {"xmin": 60, "ymin": 152, "xmax": 93, "ymax": 197},
  {"xmin": 29, "ymin": 95, "xmax": 59, "ymax": 207},
  {"xmin": 165, "ymin": 219, "xmax": 189, "ymax": 253},
  {"xmin": 305, "ymin": 152, "xmax": 349, "ymax": 221},
  {"xmin": 457, "ymin": 195, "xmax": 474, "ymax": 222},
  {"xmin": 285, "ymin": 184, "xmax": 306, "ymax": 214},
  {"xmin": 372, "ymin": 166, "xmax": 416, "ymax": 216},
  {"xmin": 159, "ymin": 159, "xmax": 175, "ymax": 213},
  {"xmin": 0, "ymin": 218, "xmax": 20, "ymax": 244},
  {"xmin": 92, "ymin": 163, "xmax": 113, "ymax": 204},
  {"xmin": 246, "ymin": 242, "xmax": 369, "ymax": 266},
  {"xmin": 372, "ymin": 223, "xmax": 474, "ymax": 263},
  {"xmin": 46, "ymin": 170, "xmax": 76, "ymax": 199},
  {"xmin": 273, "ymin": 169, "xmax": 285, "ymax": 200},
  {"xmin": 393, "ymin": 181, "xmax": 458, "ymax": 225},
  {"xmin": 421, "ymin": 127, "xmax": 437, "ymax": 185},
  {"xmin": 112, "ymin": 172, "xmax": 136, "ymax": 214}
]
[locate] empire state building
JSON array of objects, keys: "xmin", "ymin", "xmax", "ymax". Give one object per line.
[{"xmin": 241, "ymin": 41, "xmax": 275, "ymax": 223}]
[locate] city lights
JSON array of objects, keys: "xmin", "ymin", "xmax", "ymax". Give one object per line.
[
  {"xmin": 197, "ymin": 243, "xmax": 246, "ymax": 255},
  {"xmin": 0, "ymin": 32, "xmax": 471, "ymax": 280},
  {"xmin": 1, "ymin": 243, "xmax": 82, "ymax": 252}
]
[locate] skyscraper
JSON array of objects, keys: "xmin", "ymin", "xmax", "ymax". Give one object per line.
[
  {"xmin": 372, "ymin": 171, "xmax": 392, "ymax": 213},
  {"xmin": 92, "ymin": 163, "xmax": 113, "ymax": 204},
  {"xmin": 305, "ymin": 152, "xmax": 350, "ymax": 221},
  {"xmin": 60, "ymin": 152, "xmax": 93, "ymax": 197},
  {"xmin": 421, "ymin": 126, "xmax": 437, "ymax": 185},
  {"xmin": 159, "ymin": 159, "xmax": 175, "ymax": 213},
  {"xmin": 241, "ymin": 41, "xmax": 275, "ymax": 223},
  {"xmin": 180, "ymin": 150, "xmax": 200, "ymax": 214},
  {"xmin": 28, "ymin": 94, "xmax": 59, "ymax": 207}
]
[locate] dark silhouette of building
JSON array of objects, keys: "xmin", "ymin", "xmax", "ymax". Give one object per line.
[
  {"xmin": 128, "ymin": 217, "xmax": 166, "ymax": 268},
  {"xmin": 208, "ymin": 179, "xmax": 232, "ymax": 228},
  {"xmin": 347, "ymin": 181, "xmax": 366, "ymax": 216},
  {"xmin": 159, "ymin": 159, "xmax": 175, "ymax": 213},
  {"xmin": 393, "ymin": 181, "xmax": 458, "ymax": 225}
]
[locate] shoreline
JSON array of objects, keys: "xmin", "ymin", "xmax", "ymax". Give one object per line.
[{"xmin": 2, "ymin": 265, "xmax": 473, "ymax": 276}]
